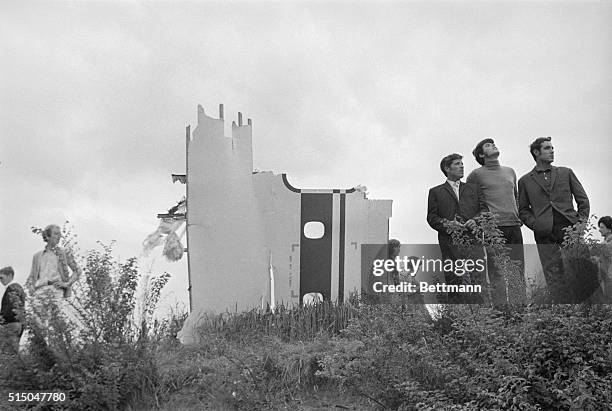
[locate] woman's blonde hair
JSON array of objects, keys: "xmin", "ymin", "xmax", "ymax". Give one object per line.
[{"xmin": 42, "ymin": 224, "xmax": 61, "ymax": 242}]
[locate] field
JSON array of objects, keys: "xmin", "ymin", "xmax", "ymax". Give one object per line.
[
  {"xmin": 2, "ymin": 221, "xmax": 611, "ymax": 410},
  {"xmin": 2, "ymin": 298, "xmax": 612, "ymax": 410}
]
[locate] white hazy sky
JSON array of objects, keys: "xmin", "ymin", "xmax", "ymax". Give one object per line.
[{"xmin": 1, "ymin": 1, "xmax": 611, "ymax": 312}]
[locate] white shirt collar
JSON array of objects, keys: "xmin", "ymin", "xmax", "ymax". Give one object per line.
[{"xmin": 446, "ymin": 179, "xmax": 461, "ymax": 187}]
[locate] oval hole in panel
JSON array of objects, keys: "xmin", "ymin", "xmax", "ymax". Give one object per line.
[
  {"xmin": 303, "ymin": 221, "xmax": 325, "ymax": 239},
  {"xmin": 303, "ymin": 292, "xmax": 323, "ymax": 305}
]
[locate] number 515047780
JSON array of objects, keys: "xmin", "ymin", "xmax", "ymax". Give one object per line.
[{"xmin": 7, "ymin": 392, "xmax": 67, "ymax": 402}]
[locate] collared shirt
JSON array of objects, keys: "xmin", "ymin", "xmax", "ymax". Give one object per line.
[
  {"xmin": 28, "ymin": 246, "xmax": 81, "ymax": 299},
  {"xmin": 534, "ymin": 165, "xmax": 552, "ymax": 190},
  {"xmin": 446, "ymin": 179, "xmax": 461, "ymax": 200},
  {"xmin": 35, "ymin": 248, "xmax": 62, "ymax": 289}
]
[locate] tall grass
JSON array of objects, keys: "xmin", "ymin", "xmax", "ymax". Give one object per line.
[{"xmin": 196, "ymin": 300, "xmax": 360, "ymax": 342}]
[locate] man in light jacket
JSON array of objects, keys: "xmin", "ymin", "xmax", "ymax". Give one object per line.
[{"xmin": 27, "ymin": 224, "xmax": 81, "ymax": 298}]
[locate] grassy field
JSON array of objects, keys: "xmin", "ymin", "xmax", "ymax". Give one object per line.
[
  {"xmin": 3, "ymin": 222, "xmax": 611, "ymax": 410},
  {"xmin": 2, "ymin": 299, "xmax": 612, "ymax": 410}
]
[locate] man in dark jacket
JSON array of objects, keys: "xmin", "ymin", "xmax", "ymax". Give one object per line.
[
  {"xmin": 427, "ymin": 153, "xmax": 487, "ymax": 302},
  {"xmin": 518, "ymin": 137, "xmax": 590, "ymax": 302},
  {"xmin": 0, "ymin": 266, "xmax": 26, "ymax": 353}
]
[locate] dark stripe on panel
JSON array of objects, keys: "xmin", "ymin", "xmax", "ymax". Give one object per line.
[
  {"xmin": 338, "ymin": 193, "xmax": 346, "ymax": 302},
  {"xmin": 300, "ymin": 193, "xmax": 333, "ymax": 302},
  {"xmin": 333, "ymin": 189, "xmax": 340, "ymax": 193},
  {"xmin": 282, "ymin": 174, "xmax": 301, "ymax": 193}
]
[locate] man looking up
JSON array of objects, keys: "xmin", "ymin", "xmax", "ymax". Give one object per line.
[
  {"xmin": 427, "ymin": 153, "xmax": 487, "ymax": 303},
  {"xmin": 518, "ymin": 137, "xmax": 590, "ymax": 302},
  {"xmin": 467, "ymin": 138, "xmax": 525, "ymax": 305}
]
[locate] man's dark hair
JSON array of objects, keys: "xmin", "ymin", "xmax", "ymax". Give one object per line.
[
  {"xmin": 0, "ymin": 266, "xmax": 14, "ymax": 278},
  {"xmin": 599, "ymin": 216, "xmax": 612, "ymax": 230},
  {"xmin": 529, "ymin": 137, "xmax": 552, "ymax": 161},
  {"xmin": 440, "ymin": 154, "xmax": 462, "ymax": 177},
  {"xmin": 388, "ymin": 239, "xmax": 400, "ymax": 249},
  {"xmin": 388, "ymin": 239, "xmax": 400, "ymax": 258},
  {"xmin": 472, "ymin": 138, "xmax": 494, "ymax": 165}
]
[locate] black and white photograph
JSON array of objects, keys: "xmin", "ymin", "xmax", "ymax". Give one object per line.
[{"xmin": 1, "ymin": 1, "xmax": 611, "ymax": 409}]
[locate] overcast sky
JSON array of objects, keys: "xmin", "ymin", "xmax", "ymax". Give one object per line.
[{"xmin": 1, "ymin": 1, "xmax": 611, "ymax": 312}]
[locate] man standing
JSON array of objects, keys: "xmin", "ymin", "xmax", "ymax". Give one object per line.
[
  {"xmin": 467, "ymin": 138, "xmax": 525, "ymax": 305},
  {"xmin": 0, "ymin": 266, "xmax": 26, "ymax": 353},
  {"xmin": 26, "ymin": 224, "xmax": 81, "ymax": 300},
  {"xmin": 427, "ymin": 153, "xmax": 487, "ymax": 303},
  {"xmin": 518, "ymin": 137, "xmax": 590, "ymax": 302}
]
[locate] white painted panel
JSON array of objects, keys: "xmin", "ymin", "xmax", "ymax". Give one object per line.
[{"xmin": 186, "ymin": 106, "xmax": 269, "ymax": 314}]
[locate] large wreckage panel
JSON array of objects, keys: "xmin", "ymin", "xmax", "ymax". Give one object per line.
[{"xmin": 178, "ymin": 105, "xmax": 392, "ymax": 344}]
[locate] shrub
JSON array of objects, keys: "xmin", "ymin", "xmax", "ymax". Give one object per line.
[
  {"xmin": 561, "ymin": 216, "xmax": 609, "ymax": 303},
  {"xmin": 318, "ymin": 303, "xmax": 612, "ymax": 410},
  {"xmin": 0, "ymin": 224, "xmax": 177, "ymax": 410},
  {"xmin": 443, "ymin": 212, "xmax": 526, "ymax": 306}
]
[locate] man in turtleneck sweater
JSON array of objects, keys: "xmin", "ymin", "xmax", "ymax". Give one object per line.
[{"xmin": 467, "ymin": 138, "xmax": 525, "ymax": 305}]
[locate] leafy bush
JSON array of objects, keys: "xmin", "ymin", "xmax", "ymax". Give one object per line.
[
  {"xmin": 560, "ymin": 216, "xmax": 610, "ymax": 303},
  {"xmin": 0, "ymin": 224, "xmax": 180, "ymax": 410},
  {"xmin": 444, "ymin": 212, "xmax": 526, "ymax": 306},
  {"xmin": 318, "ymin": 303, "xmax": 612, "ymax": 410}
]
